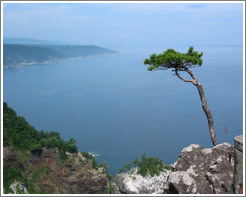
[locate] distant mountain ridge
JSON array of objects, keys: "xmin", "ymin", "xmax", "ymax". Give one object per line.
[{"xmin": 3, "ymin": 43, "xmax": 118, "ymax": 68}]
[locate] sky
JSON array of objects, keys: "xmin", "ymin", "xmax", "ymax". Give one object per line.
[{"xmin": 2, "ymin": 2, "xmax": 244, "ymax": 49}]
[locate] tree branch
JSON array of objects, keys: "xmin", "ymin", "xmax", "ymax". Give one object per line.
[
  {"xmin": 175, "ymin": 68, "xmax": 194, "ymax": 83},
  {"xmin": 183, "ymin": 66, "xmax": 198, "ymax": 82}
]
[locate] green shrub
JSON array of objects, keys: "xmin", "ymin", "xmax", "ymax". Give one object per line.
[
  {"xmin": 27, "ymin": 182, "xmax": 37, "ymax": 194},
  {"xmin": 107, "ymin": 181, "xmax": 116, "ymax": 194},
  {"xmin": 164, "ymin": 165, "xmax": 173, "ymax": 171},
  {"xmin": 3, "ymin": 162, "xmax": 25, "ymax": 193},
  {"xmin": 118, "ymin": 153, "xmax": 170, "ymax": 177},
  {"xmin": 59, "ymin": 150, "xmax": 68, "ymax": 161},
  {"xmin": 81, "ymin": 151, "xmax": 98, "ymax": 169},
  {"xmin": 32, "ymin": 168, "xmax": 43, "ymax": 182},
  {"xmin": 136, "ymin": 153, "xmax": 165, "ymax": 176},
  {"xmin": 16, "ymin": 186, "xmax": 21, "ymax": 194}
]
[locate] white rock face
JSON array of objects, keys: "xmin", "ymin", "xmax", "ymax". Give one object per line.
[
  {"xmin": 187, "ymin": 166, "xmax": 198, "ymax": 177},
  {"xmin": 201, "ymin": 148, "xmax": 212, "ymax": 155},
  {"xmin": 114, "ymin": 167, "xmax": 170, "ymax": 194},
  {"xmin": 114, "ymin": 142, "xmax": 235, "ymax": 194},
  {"xmin": 9, "ymin": 180, "xmax": 28, "ymax": 194},
  {"xmin": 181, "ymin": 144, "xmax": 201, "ymax": 152},
  {"xmin": 168, "ymin": 171, "xmax": 197, "ymax": 194}
]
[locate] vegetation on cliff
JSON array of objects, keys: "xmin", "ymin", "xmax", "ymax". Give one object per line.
[
  {"xmin": 3, "ymin": 102, "xmax": 78, "ymax": 155},
  {"xmin": 3, "ymin": 102, "xmax": 110, "ymax": 194},
  {"xmin": 118, "ymin": 153, "xmax": 172, "ymax": 177}
]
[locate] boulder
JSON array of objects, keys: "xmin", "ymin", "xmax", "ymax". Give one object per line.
[
  {"xmin": 169, "ymin": 142, "xmax": 234, "ymax": 194},
  {"xmin": 168, "ymin": 171, "xmax": 197, "ymax": 194}
]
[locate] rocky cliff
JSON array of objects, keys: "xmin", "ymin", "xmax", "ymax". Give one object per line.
[
  {"xmin": 3, "ymin": 145, "xmax": 109, "ymax": 194},
  {"xmin": 113, "ymin": 142, "xmax": 235, "ymax": 194}
]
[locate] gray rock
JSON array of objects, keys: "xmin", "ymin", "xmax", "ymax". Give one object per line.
[
  {"xmin": 206, "ymin": 156, "xmax": 234, "ymax": 193},
  {"xmin": 114, "ymin": 168, "xmax": 170, "ymax": 194},
  {"xmin": 233, "ymin": 135, "xmax": 243, "ymax": 193},
  {"xmin": 9, "ymin": 181, "xmax": 28, "ymax": 194},
  {"xmin": 168, "ymin": 142, "xmax": 234, "ymax": 194},
  {"xmin": 114, "ymin": 142, "xmax": 236, "ymax": 194},
  {"xmin": 168, "ymin": 171, "xmax": 197, "ymax": 194}
]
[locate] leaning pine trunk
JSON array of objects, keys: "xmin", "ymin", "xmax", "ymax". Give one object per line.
[{"xmin": 194, "ymin": 82, "xmax": 219, "ymax": 146}]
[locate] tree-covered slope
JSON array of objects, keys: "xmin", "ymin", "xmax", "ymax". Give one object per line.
[
  {"xmin": 3, "ymin": 102, "xmax": 78, "ymax": 155},
  {"xmin": 3, "ymin": 102, "xmax": 110, "ymax": 194},
  {"xmin": 3, "ymin": 44, "xmax": 118, "ymax": 68}
]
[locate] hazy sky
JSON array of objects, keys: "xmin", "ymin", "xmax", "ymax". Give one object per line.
[{"xmin": 2, "ymin": 2, "xmax": 244, "ymax": 49}]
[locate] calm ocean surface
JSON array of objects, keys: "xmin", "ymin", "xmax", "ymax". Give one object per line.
[{"xmin": 3, "ymin": 46, "xmax": 243, "ymax": 176}]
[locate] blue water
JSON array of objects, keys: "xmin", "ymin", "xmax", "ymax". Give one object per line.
[{"xmin": 3, "ymin": 46, "xmax": 243, "ymax": 176}]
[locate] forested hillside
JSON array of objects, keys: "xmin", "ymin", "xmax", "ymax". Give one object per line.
[
  {"xmin": 3, "ymin": 102, "xmax": 109, "ymax": 194},
  {"xmin": 3, "ymin": 44, "xmax": 117, "ymax": 68},
  {"xmin": 3, "ymin": 102, "xmax": 78, "ymax": 157}
]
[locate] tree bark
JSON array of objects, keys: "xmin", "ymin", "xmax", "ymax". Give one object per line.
[
  {"xmin": 194, "ymin": 82, "xmax": 219, "ymax": 146},
  {"xmin": 175, "ymin": 67, "xmax": 219, "ymax": 146}
]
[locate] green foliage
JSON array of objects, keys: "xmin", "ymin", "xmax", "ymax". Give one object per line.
[
  {"xmin": 3, "ymin": 102, "xmax": 103, "ymax": 193},
  {"xmin": 107, "ymin": 173, "xmax": 113, "ymax": 180},
  {"xmin": 164, "ymin": 165, "xmax": 173, "ymax": 171},
  {"xmin": 38, "ymin": 183, "xmax": 46, "ymax": 194},
  {"xmin": 98, "ymin": 161, "xmax": 112, "ymax": 180},
  {"xmin": 3, "ymin": 158, "xmax": 45, "ymax": 194},
  {"xmin": 27, "ymin": 182, "xmax": 37, "ymax": 194},
  {"xmin": 81, "ymin": 151, "xmax": 93, "ymax": 160},
  {"xmin": 137, "ymin": 154, "xmax": 165, "ymax": 177},
  {"xmin": 81, "ymin": 151, "xmax": 98, "ymax": 169},
  {"xmin": 16, "ymin": 186, "xmax": 21, "ymax": 194},
  {"xmin": 92, "ymin": 159, "xmax": 98, "ymax": 169},
  {"xmin": 32, "ymin": 168, "xmax": 43, "ymax": 182},
  {"xmin": 119, "ymin": 153, "xmax": 172, "ymax": 177},
  {"xmin": 59, "ymin": 150, "xmax": 69, "ymax": 161},
  {"xmin": 107, "ymin": 181, "xmax": 116, "ymax": 194},
  {"xmin": 144, "ymin": 46, "xmax": 203, "ymax": 71},
  {"xmin": 3, "ymin": 162, "xmax": 26, "ymax": 193},
  {"xmin": 8, "ymin": 188, "xmax": 14, "ymax": 194},
  {"xmin": 3, "ymin": 102, "xmax": 78, "ymax": 158}
]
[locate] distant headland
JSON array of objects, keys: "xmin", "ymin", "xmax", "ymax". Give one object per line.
[{"xmin": 3, "ymin": 37, "xmax": 118, "ymax": 68}]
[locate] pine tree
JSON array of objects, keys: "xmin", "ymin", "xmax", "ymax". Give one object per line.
[{"xmin": 144, "ymin": 47, "xmax": 218, "ymax": 146}]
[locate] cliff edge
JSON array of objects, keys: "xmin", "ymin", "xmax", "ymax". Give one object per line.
[
  {"xmin": 3, "ymin": 145, "xmax": 109, "ymax": 194},
  {"xmin": 113, "ymin": 142, "xmax": 235, "ymax": 194}
]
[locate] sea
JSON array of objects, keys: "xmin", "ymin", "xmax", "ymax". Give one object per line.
[{"xmin": 3, "ymin": 45, "xmax": 244, "ymax": 177}]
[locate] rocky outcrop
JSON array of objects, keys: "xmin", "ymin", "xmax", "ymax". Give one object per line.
[
  {"xmin": 168, "ymin": 170, "xmax": 197, "ymax": 194},
  {"xmin": 233, "ymin": 135, "xmax": 243, "ymax": 193},
  {"xmin": 114, "ymin": 142, "xmax": 234, "ymax": 194},
  {"xmin": 9, "ymin": 181, "xmax": 28, "ymax": 194},
  {"xmin": 4, "ymin": 140, "xmax": 238, "ymax": 194},
  {"xmin": 3, "ymin": 146, "xmax": 109, "ymax": 194},
  {"xmin": 169, "ymin": 143, "xmax": 234, "ymax": 194},
  {"xmin": 114, "ymin": 167, "xmax": 170, "ymax": 194}
]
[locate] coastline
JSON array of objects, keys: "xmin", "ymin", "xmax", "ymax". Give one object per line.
[{"xmin": 3, "ymin": 52, "xmax": 119, "ymax": 69}]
